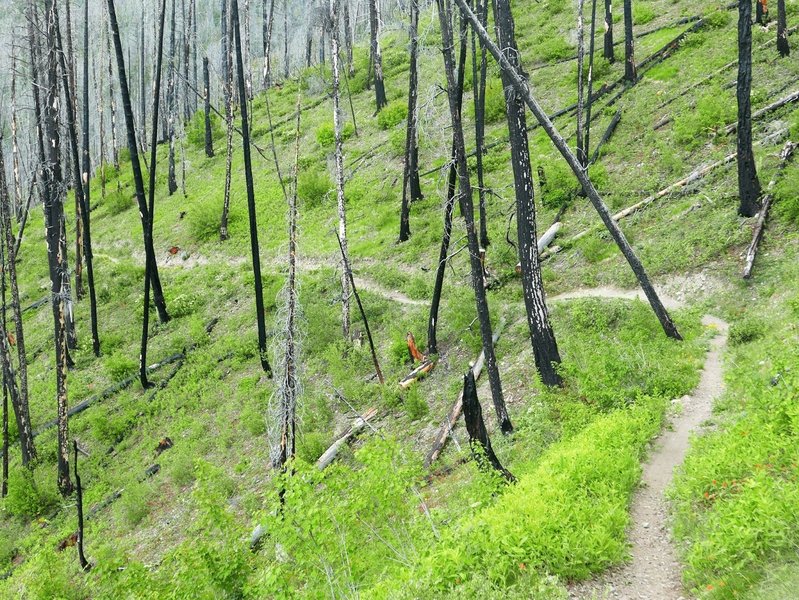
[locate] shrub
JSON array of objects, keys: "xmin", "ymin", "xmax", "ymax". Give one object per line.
[
  {"xmin": 186, "ymin": 109, "xmax": 224, "ymax": 150},
  {"xmin": 187, "ymin": 196, "xmax": 243, "ymax": 241},
  {"xmin": 105, "ymin": 188, "xmax": 135, "ymax": 216},
  {"xmin": 404, "ymin": 386, "xmax": 429, "ymax": 421},
  {"xmin": 167, "ymin": 293, "xmax": 200, "ymax": 318},
  {"xmin": 633, "ymin": 4, "xmax": 655, "ymax": 25},
  {"xmin": 116, "ymin": 482, "xmax": 152, "ymax": 527},
  {"xmin": 105, "ymin": 351, "xmax": 138, "ymax": 380},
  {"xmin": 297, "ymin": 431, "xmax": 329, "ymax": 463},
  {"xmin": 316, "ymin": 121, "xmax": 355, "ymax": 148},
  {"xmin": 483, "ymin": 77, "xmax": 508, "ymax": 124},
  {"xmin": 775, "ymin": 167, "xmax": 799, "ymax": 225},
  {"xmin": 377, "ymin": 99, "xmax": 408, "ymax": 130},
  {"xmin": 3, "ymin": 468, "xmax": 57, "ymax": 518},
  {"xmin": 729, "ymin": 316, "xmax": 765, "ymax": 346},
  {"xmin": 297, "ymin": 170, "xmax": 333, "ymax": 207},
  {"xmin": 673, "ymin": 88, "xmax": 735, "ymax": 148},
  {"xmin": 389, "ymin": 128, "xmax": 406, "ymax": 156}
]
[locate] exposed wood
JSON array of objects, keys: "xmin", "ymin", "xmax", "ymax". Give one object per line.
[
  {"xmin": 725, "ymin": 89, "xmax": 799, "ymax": 135},
  {"xmin": 406, "ymin": 332, "xmax": 425, "ymax": 363},
  {"xmin": 425, "ymin": 321, "xmax": 505, "ymax": 467},
  {"xmin": 316, "ymin": 407, "xmax": 379, "ymax": 470},
  {"xmin": 743, "ymin": 141, "xmax": 797, "ymax": 278},
  {"xmin": 399, "ymin": 359, "xmax": 436, "ymax": 389},
  {"xmin": 514, "ymin": 222, "xmax": 562, "ymax": 272}
]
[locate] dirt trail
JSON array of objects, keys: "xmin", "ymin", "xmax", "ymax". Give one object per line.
[{"xmin": 550, "ymin": 288, "xmax": 728, "ymax": 600}]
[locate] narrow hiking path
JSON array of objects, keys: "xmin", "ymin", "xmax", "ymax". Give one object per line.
[{"xmin": 549, "ymin": 288, "xmax": 729, "ymax": 600}]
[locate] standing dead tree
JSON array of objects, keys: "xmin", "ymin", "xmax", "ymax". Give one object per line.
[
  {"xmin": 221, "ymin": 0, "xmax": 235, "ymax": 241},
  {"xmin": 584, "ymin": 0, "xmax": 599, "ymax": 163},
  {"xmin": 399, "ymin": 0, "xmax": 423, "ymax": 242},
  {"xmin": 576, "ymin": 0, "xmax": 586, "ymax": 164},
  {"xmin": 262, "ymin": 0, "xmax": 276, "ymax": 87},
  {"xmin": 44, "ymin": 0, "xmax": 74, "ymax": 497},
  {"xmin": 777, "ymin": 0, "xmax": 790, "ymax": 56},
  {"xmin": 368, "ymin": 0, "xmax": 387, "ymax": 111},
  {"xmin": 473, "ymin": 0, "xmax": 490, "ymax": 249},
  {"xmin": 166, "ymin": 0, "xmax": 179, "ymax": 195},
  {"xmin": 73, "ymin": 441, "xmax": 90, "ymax": 571},
  {"xmin": 604, "ymin": 0, "xmax": 614, "ymax": 61},
  {"xmin": 737, "ymin": 0, "xmax": 762, "ymax": 217},
  {"xmin": 233, "ymin": 0, "xmax": 273, "ymax": 376},
  {"xmin": 203, "ymin": 58, "xmax": 214, "ymax": 157},
  {"xmin": 623, "ymin": 0, "xmax": 636, "ymax": 82},
  {"xmin": 456, "ymin": 0, "xmax": 682, "ymax": 341},
  {"xmin": 437, "ymin": 0, "xmax": 512, "ymax": 433},
  {"xmin": 462, "ymin": 370, "xmax": 515, "ymax": 482},
  {"xmin": 493, "ymin": 0, "xmax": 563, "ymax": 386}
]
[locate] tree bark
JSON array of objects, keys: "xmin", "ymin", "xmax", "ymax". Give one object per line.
[
  {"xmin": 493, "ymin": 0, "xmax": 563, "ymax": 386},
  {"xmin": 284, "ymin": 0, "xmax": 290, "ymax": 78},
  {"xmin": 756, "ymin": 0, "xmax": 768, "ymax": 25},
  {"xmin": 623, "ymin": 0, "xmax": 636, "ymax": 82},
  {"xmin": 140, "ymin": 14, "xmax": 148, "ymax": 153},
  {"xmin": 106, "ymin": 0, "xmax": 171, "ymax": 327},
  {"xmin": 262, "ymin": 0, "xmax": 276, "ymax": 87},
  {"xmin": 233, "ymin": 0, "xmax": 273, "ymax": 376},
  {"xmin": 203, "ymin": 58, "xmax": 214, "ymax": 157},
  {"xmin": 576, "ymin": 0, "xmax": 586, "ymax": 164},
  {"xmin": 737, "ymin": 0, "xmax": 762, "ymax": 217},
  {"xmin": 73, "ymin": 442, "xmax": 90, "ymax": 571},
  {"xmin": 344, "ymin": 0, "xmax": 355, "ymax": 76},
  {"xmin": 604, "ymin": 0, "xmax": 615, "ymax": 61},
  {"xmin": 368, "ymin": 0, "xmax": 388, "ymax": 111},
  {"xmin": 777, "ymin": 0, "xmax": 789, "ymax": 56},
  {"xmin": 222, "ymin": 0, "xmax": 235, "ymax": 240},
  {"xmin": 455, "ymin": 0, "xmax": 682, "ymax": 341},
  {"xmin": 462, "ymin": 370, "xmax": 515, "ymax": 482},
  {"xmin": 167, "ymin": 0, "xmax": 179, "ymax": 195},
  {"xmin": 44, "ymin": 0, "xmax": 74, "ymax": 497},
  {"xmin": 399, "ymin": 0, "xmax": 423, "ymax": 242},
  {"xmin": 437, "ymin": 0, "xmax": 511, "ymax": 433},
  {"xmin": 584, "ymin": 0, "xmax": 599, "ymax": 164}
]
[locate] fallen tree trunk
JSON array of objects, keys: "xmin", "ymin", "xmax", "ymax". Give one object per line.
[
  {"xmin": 425, "ymin": 321, "xmax": 505, "ymax": 467},
  {"xmin": 516, "ymin": 222, "xmax": 562, "ymax": 273},
  {"xmin": 590, "ymin": 109, "xmax": 622, "ymax": 163},
  {"xmin": 743, "ymin": 141, "xmax": 797, "ymax": 278},
  {"xmin": 725, "ymin": 89, "xmax": 799, "ymax": 135},
  {"xmin": 316, "ymin": 407, "xmax": 378, "ymax": 470},
  {"xmin": 399, "ymin": 359, "xmax": 436, "ymax": 389}
]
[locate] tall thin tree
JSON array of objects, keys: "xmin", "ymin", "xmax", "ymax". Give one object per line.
[
  {"xmin": 263, "ymin": 0, "xmax": 276, "ymax": 87},
  {"xmin": 203, "ymin": 57, "xmax": 215, "ymax": 157},
  {"xmin": 368, "ymin": 0, "xmax": 388, "ymax": 111},
  {"xmin": 399, "ymin": 0, "xmax": 423, "ymax": 242},
  {"xmin": 777, "ymin": 0, "xmax": 789, "ymax": 56},
  {"xmin": 623, "ymin": 0, "xmax": 636, "ymax": 82},
  {"xmin": 737, "ymin": 0, "xmax": 762, "ymax": 217},
  {"xmin": 167, "ymin": 0, "xmax": 179, "ymax": 195},
  {"xmin": 603, "ymin": 0, "xmax": 614, "ymax": 61},
  {"xmin": 233, "ymin": 0, "xmax": 273, "ymax": 376}
]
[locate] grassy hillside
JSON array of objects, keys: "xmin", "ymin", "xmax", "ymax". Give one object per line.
[{"xmin": 2, "ymin": 0, "xmax": 799, "ymax": 597}]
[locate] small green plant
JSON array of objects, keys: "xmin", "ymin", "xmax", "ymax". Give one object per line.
[
  {"xmin": 297, "ymin": 170, "xmax": 333, "ymax": 207},
  {"xmin": 167, "ymin": 293, "xmax": 200, "ymax": 318},
  {"xmin": 377, "ymin": 99, "xmax": 408, "ymax": 130},
  {"xmin": 105, "ymin": 188, "xmax": 134, "ymax": 216},
  {"xmin": 105, "ymin": 351, "xmax": 138, "ymax": 380},
  {"xmin": 116, "ymin": 483, "xmax": 152, "ymax": 527},
  {"xmin": 673, "ymin": 88, "xmax": 735, "ymax": 148},
  {"xmin": 729, "ymin": 316, "xmax": 765, "ymax": 346},
  {"xmin": 186, "ymin": 110, "xmax": 224, "ymax": 149},
  {"xmin": 633, "ymin": 4, "xmax": 655, "ymax": 25},
  {"xmin": 3, "ymin": 468, "xmax": 57, "ymax": 518},
  {"xmin": 316, "ymin": 121, "xmax": 355, "ymax": 148},
  {"xmin": 297, "ymin": 431, "xmax": 329, "ymax": 463},
  {"xmin": 404, "ymin": 386, "xmax": 429, "ymax": 421},
  {"xmin": 484, "ymin": 77, "xmax": 508, "ymax": 124}
]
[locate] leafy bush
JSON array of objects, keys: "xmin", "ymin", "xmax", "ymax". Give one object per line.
[
  {"xmin": 105, "ymin": 188, "xmax": 135, "ymax": 216},
  {"xmin": 404, "ymin": 386, "xmax": 429, "ymax": 421},
  {"xmin": 484, "ymin": 77, "xmax": 508, "ymax": 124},
  {"xmin": 377, "ymin": 99, "xmax": 408, "ymax": 130},
  {"xmin": 673, "ymin": 88, "xmax": 735, "ymax": 148},
  {"xmin": 187, "ymin": 196, "xmax": 243, "ymax": 241},
  {"xmin": 316, "ymin": 121, "xmax": 355, "ymax": 148},
  {"xmin": 633, "ymin": 4, "xmax": 656, "ymax": 25},
  {"xmin": 729, "ymin": 316, "xmax": 765, "ymax": 346},
  {"xmin": 186, "ymin": 109, "xmax": 224, "ymax": 150},
  {"xmin": 105, "ymin": 351, "xmax": 138, "ymax": 380},
  {"xmin": 297, "ymin": 169, "xmax": 333, "ymax": 207},
  {"xmin": 389, "ymin": 128, "xmax": 406, "ymax": 156},
  {"xmin": 167, "ymin": 293, "xmax": 200, "ymax": 318},
  {"xmin": 297, "ymin": 431, "xmax": 329, "ymax": 463},
  {"xmin": 3, "ymin": 468, "xmax": 57, "ymax": 518},
  {"xmin": 116, "ymin": 482, "xmax": 152, "ymax": 527}
]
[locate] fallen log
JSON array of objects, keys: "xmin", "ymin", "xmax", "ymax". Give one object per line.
[
  {"xmin": 590, "ymin": 109, "xmax": 623, "ymax": 163},
  {"xmin": 22, "ymin": 296, "xmax": 49, "ymax": 313},
  {"xmin": 425, "ymin": 321, "xmax": 505, "ymax": 467},
  {"xmin": 515, "ymin": 222, "xmax": 562, "ymax": 273},
  {"xmin": 316, "ymin": 407, "xmax": 379, "ymax": 470},
  {"xmin": 743, "ymin": 141, "xmax": 797, "ymax": 278},
  {"xmin": 725, "ymin": 90, "xmax": 799, "ymax": 135},
  {"xmin": 399, "ymin": 359, "xmax": 436, "ymax": 389}
]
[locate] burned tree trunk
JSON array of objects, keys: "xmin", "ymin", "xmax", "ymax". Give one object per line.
[
  {"xmin": 11, "ymin": 49, "xmax": 22, "ymax": 224},
  {"xmin": 756, "ymin": 0, "xmax": 768, "ymax": 25},
  {"xmin": 399, "ymin": 0, "xmax": 423, "ymax": 242},
  {"xmin": 604, "ymin": 0, "xmax": 614, "ymax": 62},
  {"xmin": 344, "ymin": 0, "xmax": 355, "ymax": 76},
  {"xmin": 233, "ymin": 0, "xmax": 273, "ymax": 376},
  {"xmin": 436, "ymin": 0, "xmax": 512, "ymax": 433},
  {"xmin": 455, "ymin": 0, "xmax": 683, "ymax": 341},
  {"xmin": 462, "ymin": 370, "xmax": 515, "ymax": 482},
  {"xmin": 106, "ymin": 0, "xmax": 171, "ymax": 327},
  {"xmin": 105, "ymin": 13, "xmax": 119, "ymax": 170},
  {"xmin": 473, "ymin": 0, "xmax": 490, "ymax": 249},
  {"xmin": 284, "ymin": 0, "xmax": 290, "ymax": 79},
  {"xmin": 140, "ymin": 14, "xmax": 147, "ymax": 151},
  {"xmin": 167, "ymin": 0, "xmax": 179, "ymax": 196},
  {"xmin": 576, "ymin": 0, "xmax": 586, "ymax": 164},
  {"xmin": 427, "ymin": 7, "xmax": 469, "ymax": 356},
  {"xmin": 203, "ymin": 57, "xmax": 214, "ymax": 157},
  {"xmin": 777, "ymin": 0, "xmax": 789, "ymax": 56},
  {"xmin": 493, "ymin": 0, "xmax": 563, "ymax": 386},
  {"xmin": 737, "ymin": 0, "xmax": 762, "ymax": 217},
  {"xmin": 73, "ymin": 442, "xmax": 90, "ymax": 571},
  {"xmin": 262, "ymin": 0, "xmax": 276, "ymax": 87},
  {"xmin": 44, "ymin": 0, "xmax": 74, "ymax": 497},
  {"xmin": 330, "ymin": 0, "xmax": 352, "ymax": 338},
  {"xmin": 221, "ymin": 2, "xmax": 235, "ymax": 240},
  {"xmin": 368, "ymin": 0, "xmax": 388, "ymax": 111},
  {"xmin": 584, "ymin": 0, "xmax": 599, "ymax": 163},
  {"xmin": 1, "ymin": 383, "xmax": 7, "ymax": 497},
  {"xmin": 623, "ymin": 0, "xmax": 636, "ymax": 82}
]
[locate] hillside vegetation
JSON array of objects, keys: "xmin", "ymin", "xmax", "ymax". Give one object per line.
[{"xmin": 2, "ymin": 0, "xmax": 799, "ymax": 598}]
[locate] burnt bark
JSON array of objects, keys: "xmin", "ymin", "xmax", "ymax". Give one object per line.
[
  {"xmin": 737, "ymin": 0, "xmax": 762, "ymax": 217},
  {"xmin": 584, "ymin": 0, "xmax": 599, "ymax": 164},
  {"xmin": 233, "ymin": 0, "xmax": 273, "ymax": 376},
  {"xmin": 623, "ymin": 0, "xmax": 636, "ymax": 82},
  {"xmin": 756, "ymin": 0, "xmax": 768, "ymax": 25},
  {"xmin": 493, "ymin": 0, "xmax": 562, "ymax": 386},
  {"xmin": 456, "ymin": 0, "xmax": 683, "ymax": 341},
  {"xmin": 576, "ymin": 0, "xmax": 586, "ymax": 164},
  {"xmin": 399, "ymin": 0, "xmax": 423, "ymax": 242},
  {"xmin": 777, "ymin": 0, "xmax": 789, "ymax": 56},
  {"xmin": 473, "ymin": 0, "xmax": 489, "ymax": 249},
  {"xmin": 167, "ymin": 0, "xmax": 179, "ymax": 195},
  {"xmin": 203, "ymin": 57, "xmax": 214, "ymax": 157},
  {"xmin": 73, "ymin": 441, "xmax": 90, "ymax": 571},
  {"xmin": 221, "ymin": 2, "xmax": 235, "ymax": 240},
  {"xmin": 368, "ymin": 0, "xmax": 387, "ymax": 111},
  {"xmin": 462, "ymin": 370, "xmax": 515, "ymax": 482},
  {"xmin": 604, "ymin": 0, "xmax": 615, "ymax": 61},
  {"xmin": 344, "ymin": 0, "xmax": 354, "ymax": 76},
  {"xmin": 437, "ymin": 0, "xmax": 511, "ymax": 433},
  {"xmin": 263, "ymin": 0, "xmax": 276, "ymax": 87}
]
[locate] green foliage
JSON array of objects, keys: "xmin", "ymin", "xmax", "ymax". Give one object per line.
[
  {"xmin": 633, "ymin": 4, "xmax": 656, "ymax": 25},
  {"xmin": 316, "ymin": 121, "xmax": 355, "ymax": 148},
  {"xmin": 116, "ymin": 482, "xmax": 152, "ymax": 527},
  {"xmin": 297, "ymin": 169, "xmax": 333, "ymax": 207},
  {"xmin": 377, "ymin": 99, "xmax": 408, "ymax": 130},
  {"xmin": 2, "ymin": 468, "xmax": 57, "ymax": 519},
  {"xmin": 105, "ymin": 351, "xmax": 138, "ymax": 380},
  {"xmin": 104, "ymin": 188, "xmax": 135, "ymax": 216},
  {"xmin": 389, "ymin": 128, "xmax": 406, "ymax": 156},
  {"xmin": 483, "ymin": 77, "xmax": 508, "ymax": 124},
  {"xmin": 297, "ymin": 431, "xmax": 328, "ymax": 463},
  {"xmin": 167, "ymin": 293, "xmax": 201, "ymax": 319},
  {"xmin": 775, "ymin": 164, "xmax": 799, "ymax": 225},
  {"xmin": 728, "ymin": 316, "xmax": 765, "ymax": 346},
  {"xmin": 186, "ymin": 110, "xmax": 224, "ymax": 150},
  {"xmin": 704, "ymin": 9, "xmax": 732, "ymax": 29},
  {"xmin": 187, "ymin": 196, "xmax": 244, "ymax": 241},
  {"xmin": 673, "ymin": 88, "xmax": 735, "ymax": 148},
  {"xmin": 404, "ymin": 386, "xmax": 429, "ymax": 421}
]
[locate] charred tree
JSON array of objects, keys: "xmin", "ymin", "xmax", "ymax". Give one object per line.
[
  {"xmin": 106, "ymin": 0, "xmax": 171, "ymax": 326},
  {"xmin": 737, "ymin": 0, "xmax": 762, "ymax": 217},
  {"xmin": 1, "ymin": 383, "xmax": 7, "ymax": 497},
  {"xmin": 73, "ymin": 442, "xmax": 90, "ymax": 571},
  {"xmin": 11, "ymin": 48, "xmax": 22, "ymax": 223},
  {"xmin": 233, "ymin": 0, "xmax": 273, "ymax": 376},
  {"xmin": 104, "ymin": 9, "xmax": 119, "ymax": 170},
  {"xmin": 221, "ymin": 0, "xmax": 235, "ymax": 240},
  {"xmin": 777, "ymin": 0, "xmax": 789, "ymax": 56},
  {"xmin": 427, "ymin": 7, "xmax": 469, "ymax": 357},
  {"xmin": 330, "ymin": 0, "xmax": 352, "ymax": 338},
  {"xmin": 263, "ymin": 0, "xmax": 276, "ymax": 87},
  {"xmin": 140, "ymin": 14, "xmax": 147, "ymax": 151},
  {"xmin": 604, "ymin": 0, "xmax": 614, "ymax": 62},
  {"xmin": 436, "ymin": 0, "xmax": 512, "ymax": 433},
  {"xmin": 167, "ymin": 0, "xmax": 179, "ymax": 195},
  {"xmin": 584, "ymin": 0, "xmax": 599, "ymax": 163},
  {"xmin": 284, "ymin": 0, "xmax": 290, "ymax": 79},
  {"xmin": 623, "ymin": 0, "xmax": 636, "ymax": 82},
  {"xmin": 462, "ymin": 370, "xmax": 515, "ymax": 482},
  {"xmin": 399, "ymin": 0, "xmax": 423, "ymax": 242},
  {"xmin": 368, "ymin": 0, "xmax": 388, "ymax": 111},
  {"xmin": 474, "ymin": 0, "xmax": 490, "ymax": 249},
  {"xmin": 203, "ymin": 57, "xmax": 215, "ymax": 157},
  {"xmin": 44, "ymin": 0, "xmax": 74, "ymax": 497},
  {"xmin": 455, "ymin": 0, "xmax": 683, "ymax": 341},
  {"xmin": 756, "ymin": 0, "xmax": 768, "ymax": 25},
  {"xmin": 576, "ymin": 0, "xmax": 586, "ymax": 164},
  {"xmin": 344, "ymin": 0, "xmax": 355, "ymax": 76},
  {"xmin": 493, "ymin": 0, "xmax": 563, "ymax": 386}
]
